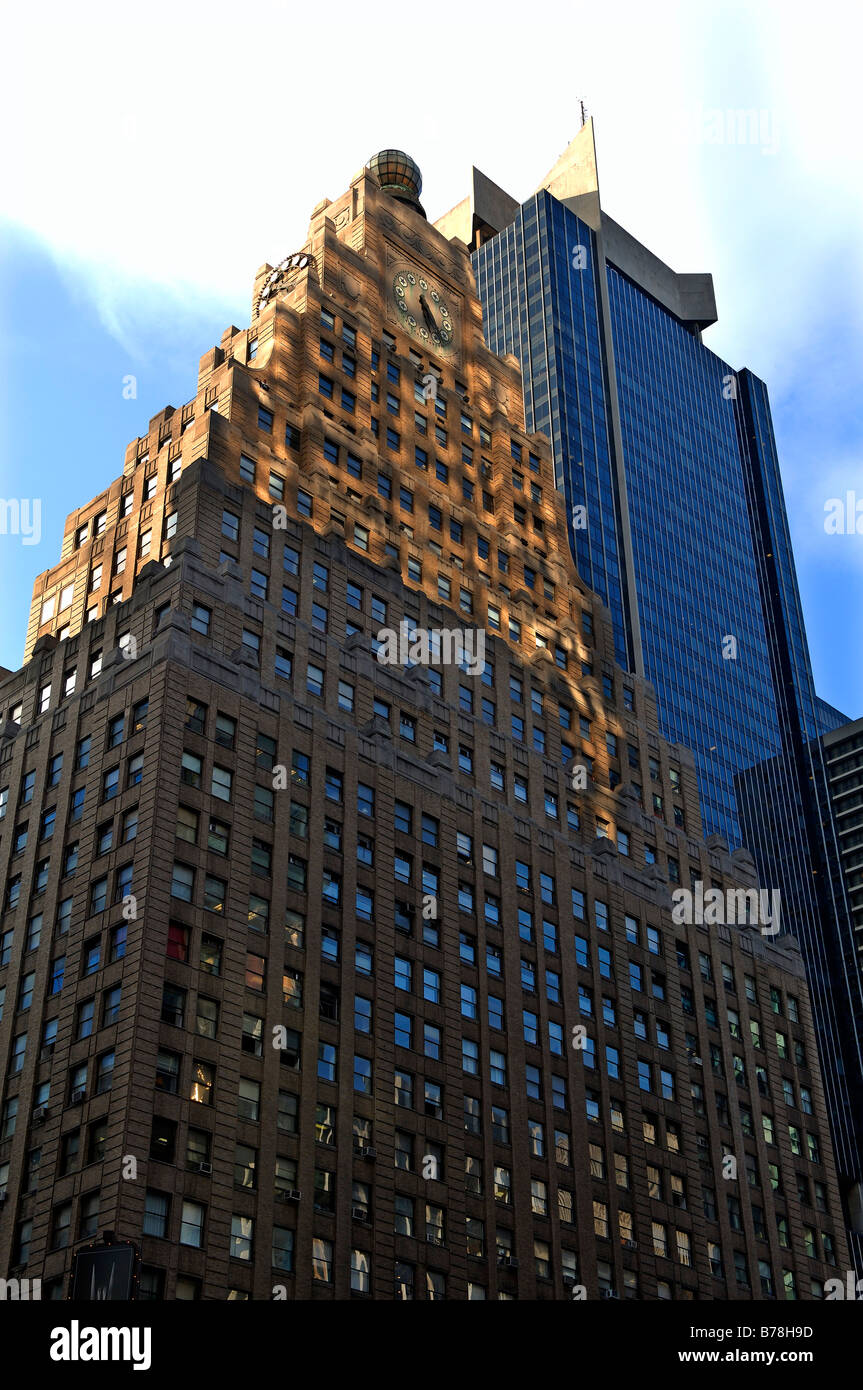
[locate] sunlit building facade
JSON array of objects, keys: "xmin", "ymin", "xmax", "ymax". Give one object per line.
[{"xmin": 0, "ymin": 150, "xmax": 850, "ymax": 1300}]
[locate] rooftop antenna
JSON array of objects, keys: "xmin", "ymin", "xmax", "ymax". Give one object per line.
[{"xmin": 579, "ymin": 99, "xmax": 589, "ymax": 128}]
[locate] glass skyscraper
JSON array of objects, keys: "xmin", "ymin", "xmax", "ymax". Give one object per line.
[{"xmin": 439, "ymin": 121, "xmax": 863, "ymax": 1246}]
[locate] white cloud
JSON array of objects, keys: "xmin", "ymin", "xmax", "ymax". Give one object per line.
[
  {"xmin": 3, "ymin": 0, "xmax": 859, "ymax": 372},
  {"xmin": 2, "ymin": 0, "xmax": 859, "ymax": 700}
]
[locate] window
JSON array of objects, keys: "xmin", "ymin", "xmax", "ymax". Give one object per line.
[
  {"xmin": 102, "ymin": 983, "xmax": 121, "ymax": 1025},
  {"xmin": 189, "ymin": 603, "xmax": 211, "ymax": 636},
  {"xmin": 230, "ymin": 1214, "xmax": 253, "ymax": 1261},
  {"xmin": 143, "ymin": 1190, "xmax": 169, "ymax": 1239},
  {"xmin": 93, "ymin": 1047, "xmax": 113, "ymax": 1095}
]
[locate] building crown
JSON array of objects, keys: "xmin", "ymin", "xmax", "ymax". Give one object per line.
[{"xmin": 367, "ymin": 149, "xmax": 425, "ymax": 218}]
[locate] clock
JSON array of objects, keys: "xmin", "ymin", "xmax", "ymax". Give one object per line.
[
  {"xmin": 391, "ymin": 267, "xmax": 457, "ymax": 359},
  {"xmin": 255, "ymin": 251, "xmax": 317, "ymax": 317}
]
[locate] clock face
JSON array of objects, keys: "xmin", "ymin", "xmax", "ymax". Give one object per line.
[
  {"xmin": 256, "ymin": 252, "xmax": 316, "ymax": 316},
  {"xmin": 392, "ymin": 268, "xmax": 457, "ymax": 358}
]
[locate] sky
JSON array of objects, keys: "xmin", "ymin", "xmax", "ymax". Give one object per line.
[{"xmin": 0, "ymin": 0, "xmax": 860, "ymax": 715}]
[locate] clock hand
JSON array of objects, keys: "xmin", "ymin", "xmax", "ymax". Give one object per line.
[{"xmin": 419, "ymin": 293, "xmax": 437, "ymax": 333}]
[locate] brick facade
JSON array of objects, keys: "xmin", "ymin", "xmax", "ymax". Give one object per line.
[{"xmin": 0, "ymin": 156, "xmax": 848, "ymax": 1300}]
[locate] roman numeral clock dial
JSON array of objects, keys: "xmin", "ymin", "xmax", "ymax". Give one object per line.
[{"xmin": 392, "ymin": 269, "xmax": 458, "ymax": 359}]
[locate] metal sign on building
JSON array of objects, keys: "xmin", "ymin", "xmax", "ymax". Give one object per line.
[{"xmin": 69, "ymin": 1237, "xmax": 140, "ymax": 1301}]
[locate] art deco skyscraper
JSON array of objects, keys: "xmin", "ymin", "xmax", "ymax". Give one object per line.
[{"xmin": 0, "ymin": 151, "xmax": 849, "ymax": 1300}]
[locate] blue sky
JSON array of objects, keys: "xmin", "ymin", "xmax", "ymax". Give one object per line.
[{"xmin": 1, "ymin": 0, "xmax": 860, "ymax": 715}]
